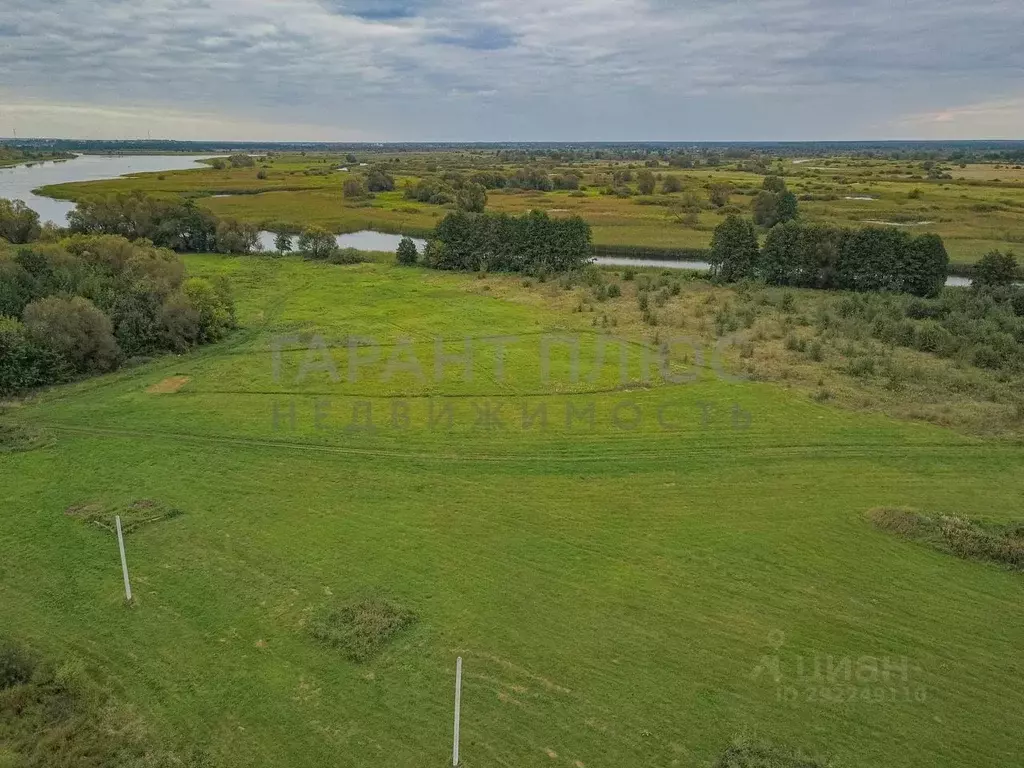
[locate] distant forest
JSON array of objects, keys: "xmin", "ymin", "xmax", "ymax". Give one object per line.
[{"xmin": 3, "ymin": 138, "xmax": 1024, "ymax": 164}]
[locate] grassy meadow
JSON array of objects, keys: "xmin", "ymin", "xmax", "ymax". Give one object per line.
[
  {"xmin": 34, "ymin": 152, "xmax": 1024, "ymax": 267},
  {"xmin": 2, "ymin": 253, "xmax": 1023, "ymax": 766}
]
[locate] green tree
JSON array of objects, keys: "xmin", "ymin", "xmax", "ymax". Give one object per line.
[
  {"xmin": 708, "ymin": 183, "xmax": 732, "ymax": 208},
  {"xmin": 181, "ymin": 277, "xmax": 234, "ymax": 343},
  {"xmin": 343, "ymin": 178, "xmax": 368, "ymax": 198},
  {"xmin": 228, "ymin": 153, "xmax": 255, "ymax": 168},
  {"xmin": 637, "ymin": 170, "xmax": 657, "ymax": 195},
  {"xmin": 752, "ymin": 188, "xmax": 798, "ymax": 228},
  {"xmin": 157, "ymin": 292, "xmax": 201, "ymax": 352},
  {"xmin": 297, "ymin": 227, "xmax": 338, "ymax": 260},
  {"xmin": 0, "ymin": 199, "xmax": 42, "ymax": 244},
  {"xmin": 973, "ymin": 250, "xmax": 1020, "ymax": 288},
  {"xmin": 903, "ymin": 233, "xmax": 949, "ymax": 297},
  {"xmin": 762, "ymin": 175, "xmax": 786, "ymax": 193},
  {"xmin": 456, "ymin": 183, "xmax": 487, "ymax": 213},
  {"xmin": 709, "ymin": 216, "xmax": 759, "ymax": 282},
  {"xmin": 0, "ymin": 259, "xmax": 37, "ymax": 317},
  {"xmin": 22, "ymin": 295, "xmax": 119, "ymax": 374},
  {"xmin": 0, "ymin": 316, "xmax": 55, "ymax": 394},
  {"xmin": 274, "ymin": 232, "xmax": 292, "ymax": 254},
  {"xmin": 661, "ymin": 176, "xmax": 683, "ymax": 194},
  {"xmin": 759, "ymin": 220, "xmax": 803, "ymax": 286},
  {"xmin": 396, "ymin": 237, "xmax": 419, "ymax": 266},
  {"xmin": 214, "ymin": 218, "xmax": 260, "ymax": 254},
  {"xmin": 837, "ymin": 226, "xmax": 912, "ymax": 292},
  {"xmin": 366, "ymin": 166, "xmax": 395, "ymax": 192},
  {"xmin": 775, "ymin": 191, "xmax": 799, "ymax": 224}
]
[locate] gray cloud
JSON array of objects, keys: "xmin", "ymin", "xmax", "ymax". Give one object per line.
[{"xmin": 0, "ymin": 0, "xmax": 1021, "ymax": 140}]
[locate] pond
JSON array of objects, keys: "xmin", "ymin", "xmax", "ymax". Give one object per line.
[
  {"xmin": 257, "ymin": 230, "xmax": 427, "ymax": 253},
  {"xmin": 0, "ymin": 153, "xmax": 220, "ymax": 224}
]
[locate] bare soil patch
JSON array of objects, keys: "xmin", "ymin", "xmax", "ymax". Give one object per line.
[{"xmin": 146, "ymin": 376, "xmax": 191, "ymax": 394}]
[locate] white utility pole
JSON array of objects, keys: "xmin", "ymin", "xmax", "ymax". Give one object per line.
[
  {"xmin": 452, "ymin": 656, "xmax": 463, "ymax": 766},
  {"xmin": 115, "ymin": 515, "xmax": 132, "ymax": 602}
]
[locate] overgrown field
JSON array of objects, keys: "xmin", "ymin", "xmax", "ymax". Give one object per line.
[
  {"xmin": 1, "ymin": 255, "xmax": 1023, "ymax": 766},
  {"xmin": 36, "ymin": 153, "xmax": 1024, "ymax": 267}
]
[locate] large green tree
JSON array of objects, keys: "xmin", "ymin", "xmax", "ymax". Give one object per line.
[
  {"xmin": 0, "ymin": 199, "xmax": 41, "ymax": 244},
  {"xmin": 973, "ymin": 250, "xmax": 1020, "ymax": 288},
  {"xmin": 709, "ymin": 216, "xmax": 759, "ymax": 282},
  {"xmin": 456, "ymin": 183, "xmax": 488, "ymax": 213}
]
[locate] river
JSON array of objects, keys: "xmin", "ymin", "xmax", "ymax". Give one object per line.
[
  {"xmin": 0, "ymin": 153, "xmax": 220, "ymax": 225},
  {"xmin": 2, "ymin": 155, "xmax": 972, "ymax": 286}
]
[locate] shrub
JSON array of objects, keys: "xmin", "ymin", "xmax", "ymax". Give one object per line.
[
  {"xmin": 396, "ymin": 236, "xmax": 419, "ymax": 266},
  {"xmin": 297, "ymin": 226, "xmax": 338, "ymax": 260},
  {"xmin": 0, "ymin": 637, "xmax": 36, "ymax": 690},
  {"xmin": 868, "ymin": 507, "xmax": 1024, "ymax": 569},
  {"xmin": 973, "ymin": 250, "xmax": 1020, "ymax": 288},
  {"xmin": 970, "ymin": 344, "xmax": 1002, "ymax": 369},
  {"xmin": 308, "ymin": 597, "xmax": 418, "ymax": 663},
  {"xmin": 23, "ymin": 296, "xmax": 119, "ymax": 375},
  {"xmin": 714, "ymin": 736, "xmax": 831, "ymax": 768},
  {"xmin": 328, "ymin": 249, "xmax": 367, "ymax": 265},
  {"xmin": 343, "ymin": 178, "xmax": 369, "ymax": 198},
  {"xmin": 914, "ymin": 320, "xmax": 953, "ymax": 354},
  {"xmin": 0, "ymin": 198, "xmax": 42, "ymax": 243},
  {"xmin": 846, "ymin": 355, "xmax": 876, "ymax": 377},
  {"xmin": 606, "ymin": 282, "xmax": 622, "ymax": 298}
]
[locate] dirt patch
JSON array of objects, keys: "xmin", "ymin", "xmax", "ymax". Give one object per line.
[
  {"xmin": 867, "ymin": 507, "xmax": 1024, "ymax": 570},
  {"xmin": 308, "ymin": 597, "xmax": 417, "ymax": 663},
  {"xmin": 146, "ymin": 376, "xmax": 190, "ymax": 394},
  {"xmin": 65, "ymin": 499, "xmax": 183, "ymax": 535},
  {"xmin": 0, "ymin": 421, "xmax": 50, "ymax": 453}
]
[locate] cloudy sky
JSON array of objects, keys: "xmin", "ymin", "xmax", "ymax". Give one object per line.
[{"xmin": 1, "ymin": 0, "xmax": 1022, "ymax": 141}]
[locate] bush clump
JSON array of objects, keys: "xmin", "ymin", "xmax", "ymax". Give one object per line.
[
  {"xmin": 65, "ymin": 499, "xmax": 183, "ymax": 535},
  {"xmin": 714, "ymin": 736, "xmax": 832, "ymax": 767},
  {"xmin": 0, "ymin": 637, "xmax": 203, "ymax": 767},
  {"xmin": 867, "ymin": 507, "xmax": 1024, "ymax": 569},
  {"xmin": 308, "ymin": 597, "xmax": 418, "ymax": 663}
]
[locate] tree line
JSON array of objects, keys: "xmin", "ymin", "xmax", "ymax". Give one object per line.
[
  {"xmin": 66, "ymin": 192, "xmax": 261, "ymax": 253},
  {"xmin": 400, "ymin": 210, "xmax": 592, "ymax": 274},
  {"xmin": 709, "ymin": 215, "xmax": 950, "ymax": 297},
  {"xmin": 0, "ymin": 230, "xmax": 235, "ymax": 395}
]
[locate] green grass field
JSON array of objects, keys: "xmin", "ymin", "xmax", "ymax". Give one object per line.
[
  {"xmin": 2, "ymin": 254, "xmax": 1023, "ymax": 766},
  {"xmin": 35, "ymin": 153, "xmax": 1024, "ymax": 266}
]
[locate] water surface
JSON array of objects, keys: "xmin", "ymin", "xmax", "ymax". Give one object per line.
[{"xmin": 0, "ymin": 154, "xmax": 218, "ymax": 224}]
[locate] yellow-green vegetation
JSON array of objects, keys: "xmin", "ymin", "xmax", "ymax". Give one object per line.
[
  {"xmin": 867, "ymin": 507, "xmax": 1024, "ymax": 570},
  {"xmin": 0, "ymin": 146, "xmax": 75, "ymax": 168},
  {"xmin": 35, "ymin": 151, "xmax": 1024, "ymax": 266},
  {"xmin": 1, "ymin": 252, "xmax": 1023, "ymax": 766}
]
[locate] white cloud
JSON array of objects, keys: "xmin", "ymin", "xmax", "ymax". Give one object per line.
[{"xmin": 0, "ymin": 0, "xmax": 1022, "ymax": 140}]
